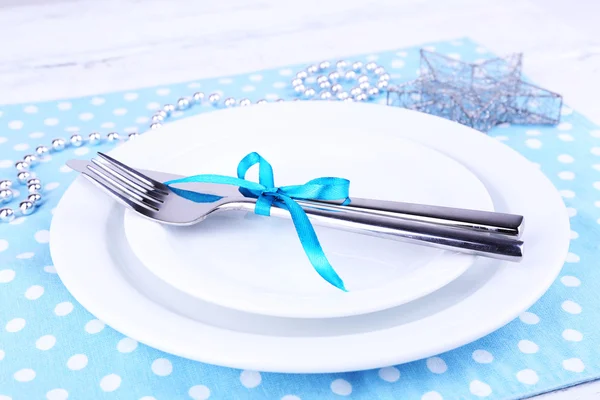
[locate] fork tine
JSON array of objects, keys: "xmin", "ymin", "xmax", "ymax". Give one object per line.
[
  {"xmin": 86, "ymin": 164, "xmax": 162, "ymax": 209},
  {"xmin": 97, "ymin": 152, "xmax": 170, "ymax": 194},
  {"xmin": 82, "ymin": 170, "xmax": 159, "ymax": 213}
]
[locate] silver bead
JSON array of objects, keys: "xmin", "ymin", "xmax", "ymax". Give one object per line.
[
  {"xmin": 316, "ymin": 75, "xmax": 329, "ymax": 85},
  {"xmin": 365, "ymin": 62, "xmax": 378, "ymax": 71},
  {"xmin": 368, "ymin": 87, "xmax": 380, "ymax": 97},
  {"xmin": 337, "ymin": 91, "xmax": 349, "ymax": 100},
  {"xmin": 307, "ymin": 65, "xmax": 319, "ymax": 74},
  {"xmin": 0, "ymin": 180, "xmax": 12, "ymax": 190},
  {"xmin": 379, "ymin": 73, "xmax": 391, "ymax": 82},
  {"xmin": 150, "ymin": 123, "xmax": 162, "ymax": 130},
  {"xmin": 303, "ymin": 88, "xmax": 316, "ymax": 99},
  {"xmin": 35, "ymin": 145, "xmax": 49, "ymax": 157},
  {"xmin": 70, "ymin": 134, "xmax": 83, "ymax": 147},
  {"xmin": 17, "ymin": 171, "xmax": 31, "ymax": 185},
  {"xmin": 208, "ymin": 93, "xmax": 221, "ymax": 105},
  {"xmin": 359, "ymin": 81, "xmax": 371, "ymax": 90},
  {"xmin": 177, "ymin": 97, "xmax": 191, "ymax": 110},
  {"xmin": 151, "ymin": 114, "xmax": 164, "ymax": 124},
  {"xmin": 224, "ymin": 98, "xmax": 236, "ymax": 108},
  {"xmin": 352, "ymin": 61, "xmax": 364, "ymax": 72},
  {"xmin": 319, "ymin": 81, "xmax": 332, "ymax": 90},
  {"xmin": 19, "ymin": 200, "xmax": 34, "ymax": 216},
  {"xmin": 296, "ymin": 71, "xmax": 308, "ymax": 80},
  {"xmin": 350, "ymin": 87, "xmax": 363, "ymax": 97},
  {"xmin": 128, "ymin": 132, "xmax": 139, "ymax": 140},
  {"xmin": 163, "ymin": 104, "xmax": 176, "ymax": 115},
  {"xmin": 336, "ymin": 60, "xmax": 348, "ymax": 71},
  {"xmin": 328, "ymin": 71, "xmax": 340, "ymax": 81},
  {"xmin": 15, "ymin": 161, "xmax": 29, "ymax": 171},
  {"xmin": 377, "ymin": 80, "xmax": 389, "ymax": 89},
  {"xmin": 374, "ymin": 66, "xmax": 386, "ymax": 76},
  {"xmin": 24, "ymin": 154, "xmax": 38, "ymax": 166},
  {"xmin": 28, "ymin": 183, "xmax": 42, "ymax": 194},
  {"xmin": 331, "ymin": 83, "xmax": 343, "ymax": 93},
  {"xmin": 239, "ymin": 98, "xmax": 251, "ymax": 107},
  {"xmin": 357, "ymin": 75, "xmax": 369, "ymax": 84},
  {"xmin": 344, "ymin": 70, "xmax": 357, "ymax": 81},
  {"xmin": 256, "ymin": 99, "xmax": 267, "ymax": 105},
  {"xmin": 293, "ymin": 84, "xmax": 306, "ymax": 95},
  {"xmin": 88, "ymin": 132, "xmax": 101, "ymax": 145},
  {"xmin": 107, "ymin": 132, "xmax": 120, "ymax": 142},
  {"xmin": 319, "ymin": 91, "xmax": 332, "ymax": 100},
  {"xmin": 354, "ymin": 93, "xmax": 368, "ymax": 102},
  {"xmin": 27, "ymin": 193, "xmax": 43, "ymax": 206},
  {"xmin": 27, "ymin": 178, "xmax": 40, "ymax": 186},
  {"xmin": 0, "ymin": 208, "xmax": 14, "ymax": 223},
  {"xmin": 192, "ymin": 92, "xmax": 205, "ymax": 103},
  {"xmin": 51, "ymin": 138, "xmax": 66, "ymax": 152},
  {"xmin": 0, "ymin": 189, "xmax": 13, "ymax": 203},
  {"xmin": 292, "ymin": 78, "xmax": 304, "ymax": 87}
]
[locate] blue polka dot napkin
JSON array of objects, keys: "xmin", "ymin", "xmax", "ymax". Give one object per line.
[{"xmin": 0, "ymin": 38, "xmax": 597, "ymax": 400}]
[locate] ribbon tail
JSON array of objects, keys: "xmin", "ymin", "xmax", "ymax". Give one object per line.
[{"xmin": 278, "ymin": 196, "xmax": 347, "ymax": 292}]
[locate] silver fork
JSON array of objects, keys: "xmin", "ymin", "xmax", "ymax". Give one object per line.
[{"xmin": 72, "ymin": 153, "xmax": 524, "ymax": 261}]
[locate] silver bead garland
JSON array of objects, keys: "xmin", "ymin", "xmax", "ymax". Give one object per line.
[{"xmin": 0, "ymin": 58, "xmax": 389, "ymax": 222}]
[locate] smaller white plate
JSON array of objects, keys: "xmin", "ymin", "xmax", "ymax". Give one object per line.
[{"xmin": 123, "ymin": 135, "xmax": 494, "ymax": 318}]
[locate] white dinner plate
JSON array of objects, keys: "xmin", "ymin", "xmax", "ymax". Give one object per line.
[
  {"xmin": 50, "ymin": 101, "xmax": 570, "ymax": 373},
  {"xmin": 122, "ymin": 133, "xmax": 493, "ymax": 318}
]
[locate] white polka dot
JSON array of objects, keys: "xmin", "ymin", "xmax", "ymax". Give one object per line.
[
  {"xmin": 426, "ymin": 357, "xmax": 447, "ymax": 374},
  {"xmin": 558, "ymin": 171, "xmax": 575, "ymax": 180},
  {"xmin": 5, "ymin": 318, "xmax": 25, "ymax": 332},
  {"xmin": 54, "ymin": 302, "xmax": 74, "ymax": 316},
  {"xmin": 10, "ymin": 217, "xmax": 26, "ymax": 225},
  {"xmin": 526, "ymin": 129, "xmax": 541, "ymax": 136},
  {"xmin": 100, "ymin": 374, "xmax": 121, "ymax": 392},
  {"xmin": 561, "ymin": 276, "xmax": 581, "ymax": 287},
  {"xmin": 0, "ymin": 395, "xmax": 11, "ymax": 400},
  {"xmin": 9, "ymin": 120, "xmax": 23, "ymax": 129},
  {"xmin": 525, "ymin": 138, "xmax": 542, "ymax": 149},
  {"xmin": 117, "ymin": 337, "xmax": 138, "ymax": 353},
  {"xmin": 147, "ymin": 102, "xmax": 161, "ymax": 111},
  {"xmin": 516, "ymin": 369, "xmax": 538, "ymax": 385},
  {"xmin": 0, "ymin": 137, "xmax": 6, "ymax": 145},
  {"xmin": 594, "ymin": 165, "xmax": 600, "ymax": 172},
  {"xmin": 25, "ymin": 285, "xmax": 44, "ymax": 300},
  {"xmin": 79, "ymin": 113, "xmax": 94, "ymax": 121},
  {"xmin": 423, "ymin": 45, "xmax": 436, "ymax": 52},
  {"xmin": 124, "ymin": 93, "xmax": 138, "ymax": 101},
  {"xmin": 14, "ymin": 368, "xmax": 35, "ymax": 382},
  {"xmin": 44, "ymin": 265, "xmax": 57, "ymax": 274},
  {"xmin": 570, "ymin": 230, "xmax": 579, "ymax": 240},
  {"xmin": 518, "ymin": 339, "xmax": 539, "ymax": 354},
  {"xmin": 29, "ymin": 131, "xmax": 45, "ymax": 139},
  {"xmin": 472, "ymin": 350, "xmax": 493, "ymax": 364},
  {"xmin": 566, "ymin": 253, "xmax": 580, "ymax": 263},
  {"xmin": 35, "ymin": 230, "xmax": 50, "ymax": 243},
  {"xmin": 91, "ymin": 97, "xmax": 105, "ymax": 105},
  {"xmin": 24, "ymin": 105, "xmax": 38, "ymax": 113},
  {"xmin": 187, "ymin": 82, "xmax": 201, "ymax": 88},
  {"xmin": 36, "ymin": 334, "xmax": 56, "ymax": 350},
  {"xmin": 124, "ymin": 126, "xmax": 138, "ymax": 133},
  {"xmin": 281, "ymin": 396, "xmax": 301, "ymax": 400},
  {"xmin": 218, "ymin": 78, "xmax": 233, "ymax": 84},
  {"xmin": 0, "ymin": 240, "xmax": 7, "ymax": 253},
  {"xmin": 67, "ymin": 354, "xmax": 88, "ymax": 370},
  {"xmin": 240, "ymin": 370, "xmax": 262, "ymax": 388},
  {"xmin": 560, "ymin": 190, "xmax": 575, "ymax": 198},
  {"xmin": 0, "ymin": 160, "xmax": 12, "ymax": 168},
  {"xmin": 249, "ymin": 74, "xmax": 263, "ymax": 82},
  {"xmin": 13, "ymin": 143, "xmax": 29, "ymax": 151},
  {"xmin": 279, "ymin": 69, "xmax": 293, "ymax": 76},
  {"xmin": 590, "ymin": 130, "xmax": 600, "ymax": 138},
  {"xmin": 567, "ymin": 207, "xmax": 577, "ymax": 217},
  {"xmin": 135, "ymin": 116, "xmax": 149, "ymax": 124},
  {"xmin": 100, "ymin": 122, "xmax": 115, "ymax": 129},
  {"xmin": 57, "ymin": 102, "xmax": 72, "ymax": 111},
  {"xmin": 563, "ymin": 358, "xmax": 585, "ymax": 372},
  {"xmin": 242, "ymin": 85, "xmax": 256, "ymax": 92},
  {"xmin": 396, "ymin": 51, "xmax": 408, "ymax": 57},
  {"xmin": 591, "ymin": 147, "xmax": 600, "ymax": 156},
  {"xmin": 65, "ymin": 126, "xmax": 79, "ymax": 132},
  {"xmin": 469, "ymin": 380, "xmax": 492, "ymax": 397},
  {"xmin": 265, "ymin": 93, "xmax": 280, "ymax": 100},
  {"xmin": 559, "ymin": 134, "xmax": 574, "ymax": 141},
  {"xmin": 113, "ymin": 108, "xmax": 127, "ymax": 116},
  {"xmin": 85, "ymin": 319, "xmax": 105, "ymax": 334},
  {"xmin": 330, "ymin": 379, "xmax": 352, "ymax": 396},
  {"xmin": 391, "ymin": 60, "xmax": 405, "ymax": 68},
  {"xmin": 156, "ymin": 88, "xmax": 171, "ymax": 95},
  {"xmin": 558, "ymin": 122, "xmax": 572, "ymax": 130},
  {"xmin": 378, "ymin": 366, "xmax": 400, "ymax": 382},
  {"xmin": 44, "ymin": 118, "xmax": 59, "ymax": 126},
  {"xmin": 45, "ymin": 182, "xmax": 60, "ymax": 191},
  {"xmin": 0, "ymin": 269, "xmax": 15, "ymax": 283},
  {"xmin": 16, "ymin": 252, "xmax": 34, "ymax": 259},
  {"xmin": 0, "ymin": 349, "xmax": 4, "ymax": 360},
  {"xmin": 74, "ymin": 147, "xmax": 89, "ymax": 156},
  {"xmin": 60, "ymin": 165, "xmax": 73, "ymax": 173},
  {"xmin": 562, "ymin": 329, "xmax": 583, "ymax": 342},
  {"xmin": 188, "ymin": 385, "xmax": 211, "ymax": 400},
  {"xmin": 273, "ymin": 82, "xmax": 287, "ymax": 89},
  {"xmin": 562, "ymin": 300, "xmax": 582, "ymax": 314},
  {"xmin": 558, "ymin": 154, "xmax": 574, "ymax": 163},
  {"xmin": 519, "ymin": 312, "xmax": 540, "ymax": 324},
  {"xmin": 46, "ymin": 388, "xmax": 69, "ymax": 400},
  {"xmin": 447, "ymin": 53, "xmax": 461, "ymax": 60},
  {"xmin": 421, "ymin": 392, "xmax": 443, "ymax": 400},
  {"xmin": 151, "ymin": 358, "xmax": 172, "ymax": 376}
]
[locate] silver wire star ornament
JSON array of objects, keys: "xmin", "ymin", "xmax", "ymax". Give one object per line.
[{"xmin": 387, "ymin": 50, "xmax": 563, "ymax": 132}]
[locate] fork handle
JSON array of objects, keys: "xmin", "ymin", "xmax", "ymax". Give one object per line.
[{"xmin": 299, "ymin": 197, "xmax": 524, "ymax": 237}]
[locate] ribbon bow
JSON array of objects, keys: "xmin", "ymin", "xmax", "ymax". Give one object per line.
[{"xmin": 164, "ymin": 152, "xmax": 351, "ymax": 291}]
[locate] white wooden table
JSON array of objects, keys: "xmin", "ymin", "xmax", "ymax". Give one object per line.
[{"xmin": 1, "ymin": 0, "xmax": 599, "ymax": 398}]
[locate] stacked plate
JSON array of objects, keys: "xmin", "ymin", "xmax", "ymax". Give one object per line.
[{"xmin": 49, "ymin": 101, "xmax": 570, "ymax": 373}]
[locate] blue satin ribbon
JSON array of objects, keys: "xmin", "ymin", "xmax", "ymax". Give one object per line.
[{"xmin": 164, "ymin": 152, "xmax": 350, "ymax": 291}]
